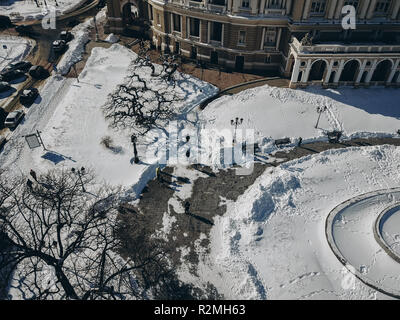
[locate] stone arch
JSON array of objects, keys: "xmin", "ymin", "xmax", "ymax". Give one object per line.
[
  {"xmin": 287, "ymin": 54, "xmax": 295, "ymax": 74},
  {"xmin": 392, "ymin": 71, "xmax": 400, "ymax": 84},
  {"xmin": 297, "ymin": 71, "xmax": 303, "ymax": 82},
  {"xmin": 121, "ymin": 0, "xmax": 139, "ymax": 26},
  {"xmin": 308, "ymin": 59, "xmax": 328, "ymax": 82},
  {"xmin": 329, "ymin": 71, "xmax": 336, "ymax": 83},
  {"xmin": 339, "ymin": 59, "xmax": 360, "ymax": 82},
  {"xmin": 360, "ymin": 70, "xmax": 368, "ymax": 83},
  {"xmin": 371, "ymin": 59, "xmax": 393, "ymax": 82}
]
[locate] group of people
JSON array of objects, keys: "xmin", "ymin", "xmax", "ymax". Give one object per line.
[
  {"xmin": 155, "ymin": 166, "xmax": 191, "ymax": 215},
  {"xmin": 26, "ymin": 169, "xmax": 38, "ymax": 191}
]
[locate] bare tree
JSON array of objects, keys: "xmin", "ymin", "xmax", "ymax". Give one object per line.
[
  {"xmin": 0, "ymin": 169, "xmax": 166, "ymax": 300},
  {"xmin": 102, "ymin": 58, "xmax": 183, "ymax": 136}
]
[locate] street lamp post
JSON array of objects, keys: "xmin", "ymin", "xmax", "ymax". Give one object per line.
[
  {"xmin": 131, "ymin": 134, "xmax": 139, "ymax": 164},
  {"xmin": 231, "ymin": 117, "xmax": 243, "ymax": 144},
  {"xmin": 315, "ymin": 106, "xmax": 327, "ymax": 129},
  {"xmin": 71, "ymin": 167, "xmax": 86, "ymax": 192}
]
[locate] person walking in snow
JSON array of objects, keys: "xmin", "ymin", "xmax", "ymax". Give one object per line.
[
  {"xmin": 297, "ymin": 137, "xmax": 303, "ymax": 147},
  {"xmin": 30, "ymin": 169, "xmax": 38, "ymax": 182},
  {"xmin": 184, "ymin": 201, "xmax": 190, "ymax": 215},
  {"xmin": 156, "ymin": 167, "xmax": 162, "ymax": 182}
]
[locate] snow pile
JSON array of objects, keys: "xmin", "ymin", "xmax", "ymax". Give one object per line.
[
  {"xmin": 57, "ymin": 8, "xmax": 107, "ymax": 75},
  {"xmin": 201, "ymin": 85, "xmax": 400, "ymax": 154},
  {"xmin": 192, "ymin": 145, "xmax": 400, "ymax": 299},
  {"xmin": 0, "ymin": 36, "xmax": 34, "ymax": 72},
  {"xmin": 105, "ymin": 33, "xmax": 119, "ymax": 44},
  {"xmin": 0, "ymin": 0, "xmax": 87, "ymax": 22}
]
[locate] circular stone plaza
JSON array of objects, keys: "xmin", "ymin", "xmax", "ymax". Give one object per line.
[{"xmin": 326, "ymin": 188, "xmax": 400, "ymax": 298}]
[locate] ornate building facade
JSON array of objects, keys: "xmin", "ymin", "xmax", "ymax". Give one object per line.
[{"xmin": 105, "ymin": 0, "xmax": 400, "ymax": 88}]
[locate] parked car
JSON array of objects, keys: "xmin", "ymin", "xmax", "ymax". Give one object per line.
[
  {"xmin": 20, "ymin": 88, "xmax": 39, "ymax": 105},
  {"xmin": 52, "ymin": 40, "xmax": 67, "ymax": 54},
  {"xmin": 5, "ymin": 61, "xmax": 32, "ymax": 72},
  {"xmin": 4, "ymin": 110, "xmax": 24, "ymax": 129},
  {"xmin": 0, "ymin": 69, "xmax": 25, "ymax": 82},
  {"xmin": 29, "ymin": 66, "xmax": 49, "ymax": 80},
  {"xmin": 60, "ymin": 31, "xmax": 73, "ymax": 42},
  {"xmin": 0, "ymin": 81, "xmax": 11, "ymax": 93},
  {"xmin": 0, "ymin": 15, "xmax": 13, "ymax": 29}
]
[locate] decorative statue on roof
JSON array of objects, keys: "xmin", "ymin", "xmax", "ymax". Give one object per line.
[{"xmin": 301, "ymin": 33, "xmax": 313, "ymax": 45}]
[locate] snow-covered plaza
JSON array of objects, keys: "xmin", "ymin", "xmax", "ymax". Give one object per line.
[{"xmin": 1, "ymin": 15, "xmax": 400, "ymax": 300}]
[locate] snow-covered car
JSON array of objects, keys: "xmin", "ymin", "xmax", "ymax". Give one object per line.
[
  {"xmin": 0, "ymin": 81, "xmax": 11, "ymax": 93},
  {"xmin": 5, "ymin": 61, "xmax": 32, "ymax": 72},
  {"xmin": 4, "ymin": 110, "xmax": 24, "ymax": 129},
  {"xmin": 0, "ymin": 69, "xmax": 25, "ymax": 82},
  {"xmin": 29, "ymin": 65, "xmax": 49, "ymax": 80},
  {"xmin": 60, "ymin": 31, "xmax": 73, "ymax": 42},
  {"xmin": 52, "ymin": 40, "xmax": 67, "ymax": 54},
  {"xmin": 19, "ymin": 88, "xmax": 39, "ymax": 105}
]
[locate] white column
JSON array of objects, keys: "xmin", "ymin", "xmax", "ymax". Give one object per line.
[
  {"xmin": 387, "ymin": 60, "xmax": 400, "ymax": 83},
  {"xmin": 365, "ymin": 59, "xmax": 378, "ymax": 83},
  {"xmin": 392, "ymin": 1, "xmax": 400, "ymax": 19},
  {"xmin": 260, "ymin": 0, "xmax": 266, "ymax": 14},
  {"xmin": 234, "ymin": 0, "xmax": 240, "ymax": 12},
  {"xmin": 359, "ymin": 0, "xmax": 371, "ymax": 19},
  {"xmin": 334, "ymin": 60, "xmax": 345, "ymax": 82},
  {"xmin": 251, "ymin": 0, "xmax": 258, "ymax": 13},
  {"xmin": 290, "ymin": 58, "xmax": 301, "ymax": 83},
  {"xmin": 366, "ymin": 0, "xmax": 377, "ymax": 19},
  {"xmin": 302, "ymin": 0, "xmax": 311, "ymax": 20},
  {"xmin": 275, "ymin": 28, "xmax": 282, "ymax": 50},
  {"xmin": 302, "ymin": 59, "xmax": 312, "ymax": 82},
  {"xmin": 328, "ymin": 0, "xmax": 338, "ymax": 19},
  {"xmin": 324, "ymin": 60, "xmax": 335, "ymax": 84},
  {"xmin": 260, "ymin": 27, "xmax": 265, "ymax": 50},
  {"xmin": 355, "ymin": 60, "xmax": 367, "ymax": 83},
  {"xmin": 227, "ymin": 0, "xmax": 233, "ymax": 11},
  {"xmin": 334, "ymin": 0, "xmax": 344, "ymax": 19},
  {"xmin": 286, "ymin": 0, "xmax": 292, "ymax": 14}
]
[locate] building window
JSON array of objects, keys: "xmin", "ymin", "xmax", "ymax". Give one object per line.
[
  {"xmin": 172, "ymin": 14, "xmax": 181, "ymax": 32},
  {"xmin": 210, "ymin": 0, "xmax": 225, "ymax": 5},
  {"xmin": 241, "ymin": 0, "xmax": 250, "ymax": 8},
  {"xmin": 310, "ymin": 0, "xmax": 327, "ymax": 15},
  {"xmin": 238, "ymin": 30, "xmax": 246, "ymax": 45},
  {"xmin": 264, "ymin": 27, "xmax": 277, "ymax": 47},
  {"xmin": 268, "ymin": 0, "xmax": 283, "ymax": 9},
  {"xmin": 375, "ymin": 0, "xmax": 390, "ymax": 13},
  {"xmin": 156, "ymin": 13, "xmax": 161, "ymax": 26},
  {"xmin": 210, "ymin": 22, "xmax": 223, "ymax": 42},
  {"xmin": 344, "ymin": 0, "xmax": 359, "ymax": 9},
  {"xmin": 189, "ymin": 18, "xmax": 200, "ymax": 37}
]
